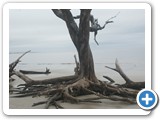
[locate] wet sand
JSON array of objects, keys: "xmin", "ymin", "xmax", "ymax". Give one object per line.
[{"xmin": 9, "ymin": 95, "xmax": 140, "ymax": 109}]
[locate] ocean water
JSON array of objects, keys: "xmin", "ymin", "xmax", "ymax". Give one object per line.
[{"xmin": 9, "ymin": 52, "xmax": 145, "ymax": 83}]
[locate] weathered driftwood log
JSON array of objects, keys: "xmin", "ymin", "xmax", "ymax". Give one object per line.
[
  {"xmin": 104, "ymin": 59, "xmax": 145, "ymax": 90},
  {"xmin": 9, "ymin": 50, "xmax": 31, "ymax": 90},
  {"xmin": 9, "ymin": 50, "xmax": 31, "ymax": 77},
  {"xmin": 103, "ymin": 75, "xmax": 115, "ymax": 84},
  {"xmin": 14, "ymin": 70, "xmax": 78, "ymax": 86},
  {"xmin": 19, "ymin": 68, "xmax": 51, "ymax": 74}
]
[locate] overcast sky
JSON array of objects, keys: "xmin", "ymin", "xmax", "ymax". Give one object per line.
[{"xmin": 9, "ymin": 9, "xmax": 145, "ymax": 64}]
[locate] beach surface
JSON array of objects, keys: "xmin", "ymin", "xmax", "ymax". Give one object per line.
[{"xmin": 10, "ymin": 66, "xmax": 141, "ymax": 109}]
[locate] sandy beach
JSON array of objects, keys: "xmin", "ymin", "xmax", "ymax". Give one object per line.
[
  {"xmin": 9, "ymin": 95, "xmax": 140, "ymax": 109},
  {"xmin": 9, "ymin": 66, "xmax": 142, "ymax": 109}
]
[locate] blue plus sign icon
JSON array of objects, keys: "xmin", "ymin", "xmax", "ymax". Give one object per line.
[{"xmin": 137, "ymin": 89, "xmax": 158, "ymax": 110}]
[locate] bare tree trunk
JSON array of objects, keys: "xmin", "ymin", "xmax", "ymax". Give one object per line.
[
  {"xmin": 61, "ymin": 9, "xmax": 97, "ymax": 82},
  {"xmin": 78, "ymin": 10, "xmax": 97, "ymax": 81}
]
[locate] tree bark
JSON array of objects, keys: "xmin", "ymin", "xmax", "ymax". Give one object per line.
[
  {"xmin": 78, "ymin": 10, "xmax": 97, "ymax": 81},
  {"xmin": 60, "ymin": 9, "xmax": 97, "ymax": 82}
]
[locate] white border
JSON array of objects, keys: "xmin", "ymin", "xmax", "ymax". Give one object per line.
[{"xmin": 3, "ymin": 3, "xmax": 151, "ymax": 115}]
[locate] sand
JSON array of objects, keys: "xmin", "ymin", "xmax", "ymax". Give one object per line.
[
  {"xmin": 9, "ymin": 95, "xmax": 140, "ymax": 109},
  {"xmin": 9, "ymin": 69, "xmax": 140, "ymax": 109}
]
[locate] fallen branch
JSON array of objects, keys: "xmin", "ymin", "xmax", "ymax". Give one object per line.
[
  {"xmin": 14, "ymin": 71, "xmax": 78, "ymax": 85},
  {"xmin": 103, "ymin": 75, "xmax": 115, "ymax": 84},
  {"xmin": 105, "ymin": 59, "xmax": 145, "ymax": 90},
  {"xmin": 19, "ymin": 68, "xmax": 51, "ymax": 74},
  {"xmin": 9, "ymin": 50, "xmax": 31, "ymax": 77},
  {"xmin": 45, "ymin": 93, "xmax": 62, "ymax": 109}
]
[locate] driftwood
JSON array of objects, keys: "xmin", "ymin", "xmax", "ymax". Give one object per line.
[
  {"xmin": 104, "ymin": 59, "xmax": 145, "ymax": 90},
  {"xmin": 9, "ymin": 9, "xmax": 145, "ymax": 109},
  {"xmin": 9, "ymin": 50, "xmax": 31, "ymax": 77},
  {"xmin": 19, "ymin": 68, "xmax": 51, "ymax": 74},
  {"xmin": 9, "ymin": 50, "xmax": 31, "ymax": 90}
]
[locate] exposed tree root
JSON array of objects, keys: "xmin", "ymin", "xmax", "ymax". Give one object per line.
[
  {"xmin": 10, "ymin": 74, "xmax": 140, "ymax": 108},
  {"xmin": 45, "ymin": 92, "xmax": 62, "ymax": 109},
  {"xmin": 83, "ymin": 88, "xmax": 136, "ymax": 104}
]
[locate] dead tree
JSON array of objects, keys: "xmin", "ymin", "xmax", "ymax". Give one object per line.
[{"xmin": 10, "ymin": 9, "xmax": 145, "ymax": 109}]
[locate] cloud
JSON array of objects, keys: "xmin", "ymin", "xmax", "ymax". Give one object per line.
[{"xmin": 9, "ymin": 9, "xmax": 145, "ymax": 65}]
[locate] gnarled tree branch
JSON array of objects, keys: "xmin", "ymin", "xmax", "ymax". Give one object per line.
[
  {"xmin": 105, "ymin": 59, "xmax": 145, "ymax": 90},
  {"xmin": 9, "ymin": 50, "xmax": 31, "ymax": 76}
]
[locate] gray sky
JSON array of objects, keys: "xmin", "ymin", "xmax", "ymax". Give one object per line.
[{"xmin": 9, "ymin": 9, "xmax": 145, "ymax": 64}]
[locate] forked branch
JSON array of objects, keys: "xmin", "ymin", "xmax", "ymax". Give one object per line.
[
  {"xmin": 9, "ymin": 50, "xmax": 31, "ymax": 77},
  {"xmin": 105, "ymin": 59, "xmax": 133, "ymax": 84},
  {"xmin": 105, "ymin": 59, "xmax": 145, "ymax": 90}
]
